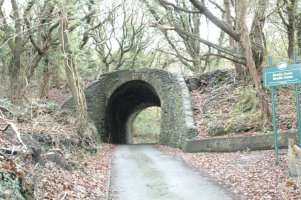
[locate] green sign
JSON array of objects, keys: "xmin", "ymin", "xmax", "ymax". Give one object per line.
[
  {"xmin": 262, "ymin": 52, "xmax": 301, "ymax": 165},
  {"xmin": 262, "ymin": 63, "xmax": 301, "ymax": 87}
]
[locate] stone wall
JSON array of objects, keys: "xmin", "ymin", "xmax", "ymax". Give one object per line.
[
  {"xmin": 61, "ymin": 69, "xmax": 197, "ymax": 147},
  {"xmin": 182, "ymin": 131, "xmax": 297, "ymax": 152}
]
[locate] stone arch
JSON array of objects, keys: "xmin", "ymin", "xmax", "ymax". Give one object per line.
[{"xmin": 61, "ymin": 69, "xmax": 197, "ymax": 148}]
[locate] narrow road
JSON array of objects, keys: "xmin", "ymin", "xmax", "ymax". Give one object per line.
[{"xmin": 110, "ymin": 145, "xmax": 236, "ymax": 200}]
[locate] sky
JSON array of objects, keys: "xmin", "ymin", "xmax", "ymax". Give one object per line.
[{"xmin": 1, "ymin": 0, "xmax": 221, "ymax": 41}]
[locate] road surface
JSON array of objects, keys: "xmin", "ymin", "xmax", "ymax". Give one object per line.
[{"xmin": 109, "ymin": 145, "xmax": 237, "ymax": 200}]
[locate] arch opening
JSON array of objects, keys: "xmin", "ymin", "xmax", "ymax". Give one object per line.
[
  {"xmin": 104, "ymin": 80, "xmax": 161, "ymax": 144},
  {"xmin": 131, "ymin": 107, "xmax": 161, "ymax": 144}
]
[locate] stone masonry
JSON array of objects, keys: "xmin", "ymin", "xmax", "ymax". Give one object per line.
[{"xmin": 61, "ymin": 69, "xmax": 197, "ymax": 148}]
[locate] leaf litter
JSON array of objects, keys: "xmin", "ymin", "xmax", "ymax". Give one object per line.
[
  {"xmin": 0, "ymin": 101, "xmax": 114, "ymax": 199},
  {"xmin": 157, "ymin": 145, "xmax": 301, "ymax": 200}
]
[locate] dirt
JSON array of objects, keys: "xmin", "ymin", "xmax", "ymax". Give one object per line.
[{"xmin": 0, "ymin": 102, "xmax": 114, "ymax": 199}]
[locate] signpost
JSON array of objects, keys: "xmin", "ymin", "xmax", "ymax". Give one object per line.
[
  {"xmin": 262, "ymin": 51, "xmax": 301, "ymax": 165},
  {"xmin": 263, "ymin": 63, "xmax": 301, "ymax": 87}
]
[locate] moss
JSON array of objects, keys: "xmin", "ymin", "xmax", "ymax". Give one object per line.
[
  {"xmin": 205, "ymin": 110, "xmax": 261, "ymax": 136},
  {"xmin": 0, "ymin": 171, "xmax": 26, "ymax": 200},
  {"xmin": 234, "ymin": 86, "xmax": 257, "ymax": 113},
  {"xmin": 203, "ymin": 85, "xmax": 261, "ymax": 136},
  {"xmin": 208, "ymin": 125, "xmax": 228, "ymax": 136}
]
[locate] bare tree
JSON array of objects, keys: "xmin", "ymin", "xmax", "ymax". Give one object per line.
[
  {"xmin": 114, "ymin": 1, "xmax": 149, "ymax": 70},
  {"xmin": 277, "ymin": 0, "xmax": 298, "ymax": 58},
  {"xmin": 144, "ymin": 0, "xmax": 246, "ymax": 73},
  {"xmin": 88, "ymin": 0, "xmax": 152, "ymax": 77},
  {"xmin": 147, "ymin": 0, "xmax": 269, "ymax": 123},
  {"xmin": 59, "ymin": 5, "xmax": 89, "ymax": 137}
]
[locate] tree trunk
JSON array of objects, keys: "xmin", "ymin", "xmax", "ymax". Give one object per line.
[
  {"xmin": 59, "ymin": 6, "xmax": 89, "ymax": 137},
  {"xmin": 297, "ymin": 19, "xmax": 301, "ymax": 56},
  {"xmin": 40, "ymin": 57, "xmax": 51, "ymax": 99},
  {"xmin": 224, "ymin": 0, "xmax": 244, "ymax": 79},
  {"xmin": 278, "ymin": 0, "xmax": 297, "ymax": 58},
  {"xmin": 249, "ymin": 0, "xmax": 267, "ymax": 71},
  {"xmin": 192, "ymin": 58, "xmax": 203, "ymax": 75},
  {"xmin": 101, "ymin": 62, "xmax": 110, "ymax": 74},
  {"xmin": 52, "ymin": 63, "xmax": 61, "ymax": 88},
  {"xmin": 287, "ymin": 23, "xmax": 295, "ymax": 58},
  {"xmin": 287, "ymin": 0, "xmax": 296, "ymax": 59},
  {"xmin": 8, "ymin": 56, "xmax": 27, "ymax": 104},
  {"xmin": 7, "ymin": 0, "xmax": 27, "ymax": 104},
  {"xmin": 224, "ymin": 0, "xmax": 234, "ymax": 47},
  {"xmin": 288, "ymin": 24, "xmax": 295, "ymax": 59},
  {"xmin": 236, "ymin": 0, "xmax": 270, "ymax": 125}
]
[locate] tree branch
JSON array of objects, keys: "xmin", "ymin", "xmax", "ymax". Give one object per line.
[
  {"xmin": 277, "ymin": 0, "xmax": 289, "ymax": 27},
  {"xmin": 153, "ymin": 21, "xmax": 244, "ymax": 61},
  {"xmin": 205, "ymin": 52, "xmax": 245, "ymax": 65},
  {"xmin": 158, "ymin": 0, "xmax": 201, "ymax": 13},
  {"xmin": 189, "ymin": 0, "xmax": 240, "ymax": 41}
]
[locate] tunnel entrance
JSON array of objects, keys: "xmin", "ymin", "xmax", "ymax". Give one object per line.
[
  {"xmin": 61, "ymin": 69, "xmax": 197, "ymax": 147},
  {"xmin": 132, "ymin": 107, "xmax": 161, "ymax": 144},
  {"xmin": 104, "ymin": 80, "xmax": 161, "ymax": 144}
]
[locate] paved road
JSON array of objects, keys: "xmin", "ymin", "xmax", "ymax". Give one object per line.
[{"xmin": 110, "ymin": 145, "xmax": 236, "ymax": 200}]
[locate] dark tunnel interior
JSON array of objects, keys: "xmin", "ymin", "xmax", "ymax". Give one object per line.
[{"xmin": 104, "ymin": 80, "xmax": 161, "ymax": 144}]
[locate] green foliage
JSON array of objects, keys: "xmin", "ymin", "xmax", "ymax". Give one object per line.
[
  {"xmin": 132, "ymin": 107, "xmax": 161, "ymax": 143},
  {"xmin": 44, "ymin": 101, "xmax": 58, "ymax": 111},
  {"xmin": 234, "ymin": 86, "xmax": 257, "ymax": 112},
  {"xmin": 76, "ymin": 48, "xmax": 100, "ymax": 76},
  {"xmin": 204, "ymin": 85, "xmax": 261, "ymax": 136},
  {"xmin": 0, "ymin": 98, "xmax": 13, "ymax": 108},
  {"xmin": 205, "ymin": 111, "xmax": 261, "ymax": 136},
  {"xmin": 0, "ymin": 171, "xmax": 25, "ymax": 200},
  {"xmin": 33, "ymin": 100, "xmax": 58, "ymax": 112}
]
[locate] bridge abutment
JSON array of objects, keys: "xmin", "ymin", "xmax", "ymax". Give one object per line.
[{"xmin": 61, "ymin": 69, "xmax": 197, "ymax": 148}]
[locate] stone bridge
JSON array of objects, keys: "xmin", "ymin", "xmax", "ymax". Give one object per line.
[{"xmin": 61, "ymin": 69, "xmax": 197, "ymax": 147}]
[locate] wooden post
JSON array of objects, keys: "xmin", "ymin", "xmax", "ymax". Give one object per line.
[{"xmin": 288, "ymin": 138, "xmax": 297, "ymax": 176}]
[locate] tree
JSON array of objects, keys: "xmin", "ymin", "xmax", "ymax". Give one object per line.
[
  {"xmin": 59, "ymin": 4, "xmax": 89, "ymax": 137},
  {"xmin": 89, "ymin": 0, "xmax": 154, "ymax": 76},
  {"xmin": 0, "ymin": 0, "xmax": 276, "ymax": 125},
  {"xmin": 277, "ymin": 0, "xmax": 298, "ymax": 58},
  {"xmin": 0, "ymin": 0, "xmax": 61, "ymax": 103},
  {"xmin": 0, "ymin": 0, "xmax": 29, "ymax": 103},
  {"xmin": 192, "ymin": 0, "xmax": 270, "ymax": 123},
  {"xmin": 143, "ymin": 0, "xmax": 232, "ymax": 74},
  {"xmin": 149, "ymin": 0, "xmax": 269, "ymax": 123},
  {"xmin": 236, "ymin": 0, "xmax": 270, "ymax": 125}
]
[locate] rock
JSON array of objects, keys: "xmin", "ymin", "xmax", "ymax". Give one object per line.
[
  {"xmin": 1, "ymin": 146, "xmax": 22, "ymax": 155},
  {"xmin": 232, "ymin": 124, "xmax": 250, "ymax": 133},
  {"xmin": 45, "ymin": 152, "xmax": 71, "ymax": 170},
  {"xmin": 208, "ymin": 125, "xmax": 227, "ymax": 136},
  {"xmin": 185, "ymin": 77, "xmax": 201, "ymax": 91},
  {"xmin": 20, "ymin": 176, "xmax": 34, "ymax": 200},
  {"xmin": 27, "ymin": 147, "xmax": 41, "ymax": 163}
]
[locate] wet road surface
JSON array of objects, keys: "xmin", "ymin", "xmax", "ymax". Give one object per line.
[{"xmin": 110, "ymin": 145, "xmax": 237, "ymax": 200}]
